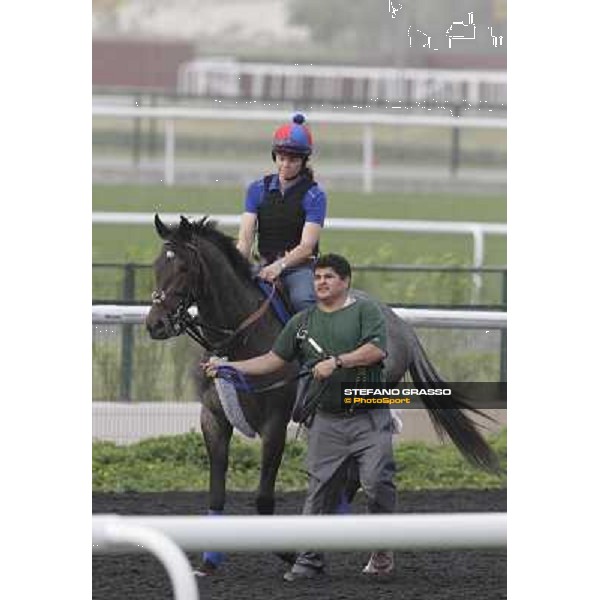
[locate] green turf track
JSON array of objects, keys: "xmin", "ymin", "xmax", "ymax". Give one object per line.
[{"xmin": 93, "ymin": 184, "xmax": 506, "ymax": 264}]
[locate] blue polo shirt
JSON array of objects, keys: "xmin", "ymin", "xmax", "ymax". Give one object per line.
[{"xmin": 243, "ymin": 175, "xmax": 327, "ymax": 226}]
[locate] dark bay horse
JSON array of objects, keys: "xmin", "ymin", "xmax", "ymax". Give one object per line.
[{"xmin": 146, "ymin": 215, "xmax": 499, "ymax": 572}]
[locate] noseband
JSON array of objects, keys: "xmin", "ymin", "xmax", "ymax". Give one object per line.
[{"xmin": 151, "ymin": 288, "xmax": 192, "ymax": 337}]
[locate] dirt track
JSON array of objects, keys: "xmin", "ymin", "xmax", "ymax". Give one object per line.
[{"xmin": 93, "ymin": 489, "xmax": 506, "ymax": 600}]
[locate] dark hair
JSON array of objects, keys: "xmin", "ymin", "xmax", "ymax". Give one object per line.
[
  {"xmin": 301, "ymin": 163, "xmax": 314, "ymax": 181},
  {"xmin": 314, "ymin": 253, "xmax": 352, "ymax": 280}
]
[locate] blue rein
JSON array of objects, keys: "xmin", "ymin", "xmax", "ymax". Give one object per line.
[{"xmin": 254, "ymin": 278, "xmax": 292, "ymax": 326}]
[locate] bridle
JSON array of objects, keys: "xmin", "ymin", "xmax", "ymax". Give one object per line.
[
  {"xmin": 150, "ymin": 287, "xmax": 193, "ymax": 338},
  {"xmin": 151, "ymin": 245, "xmax": 277, "ymax": 354}
]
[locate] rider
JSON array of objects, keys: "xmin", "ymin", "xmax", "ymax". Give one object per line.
[{"xmin": 236, "ymin": 113, "xmax": 327, "ymax": 312}]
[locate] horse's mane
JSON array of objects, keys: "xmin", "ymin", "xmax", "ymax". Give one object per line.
[{"xmin": 174, "ymin": 217, "xmax": 253, "ymax": 282}]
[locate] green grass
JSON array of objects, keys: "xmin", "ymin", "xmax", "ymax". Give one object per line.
[
  {"xmin": 93, "ymin": 184, "xmax": 506, "ymax": 304},
  {"xmin": 92, "ymin": 428, "xmax": 506, "ymax": 493},
  {"xmin": 93, "ymin": 184, "xmax": 506, "ymax": 221},
  {"xmin": 92, "ymin": 184, "xmax": 506, "ymax": 265},
  {"xmin": 93, "ymin": 226, "xmax": 493, "ymax": 264}
]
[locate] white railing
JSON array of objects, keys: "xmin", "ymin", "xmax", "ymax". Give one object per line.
[
  {"xmin": 93, "ymin": 512, "xmax": 507, "ymax": 553},
  {"xmin": 177, "ymin": 61, "xmax": 507, "ymax": 107},
  {"xmin": 93, "ymin": 516, "xmax": 199, "ymax": 600},
  {"xmin": 91, "ymin": 213, "xmax": 506, "ymax": 300},
  {"xmin": 92, "ymin": 304, "xmax": 506, "ymax": 330},
  {"xmin": 92, "ymin": 105, "xmax": 506, "ymax": 192},
  {"xmin": 93, "ymin": 512, "xmax": 506, "ymax": 598}
]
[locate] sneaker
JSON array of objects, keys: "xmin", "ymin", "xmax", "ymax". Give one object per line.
[
  {"xmin": 283, "ymin": 563, "xmax": 324, "ymax": 582},
  {"xmin": 362, "ymin": 551, "xmax": 394, "ymax": 575}
]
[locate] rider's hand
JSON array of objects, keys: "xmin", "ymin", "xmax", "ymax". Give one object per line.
[
  {"xmin": 259, "ymin": 262, "xmax": 283, "ymax": 282},
  {"xmin": 312, "ymin": 357, "xmax": 337, "ymax": 381},
  {"xmin": 202, "ymin": 356, "xmax": 227, "ymax": 378}
]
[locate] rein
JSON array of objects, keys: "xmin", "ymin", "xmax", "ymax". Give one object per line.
[
  {"xmin": 178, "ymin": 283, "xmax": 276, "ymax": 354},
  {"xmin": 214, "ymin": 360, "xmax": 317, "ymax": 394},
  {"xmin": 214, "ymin": 361, "xmax": 330, "ymax": 425}
]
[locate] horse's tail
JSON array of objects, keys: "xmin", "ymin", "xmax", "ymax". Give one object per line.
[{"xmin": 408, "ymin": 337, "xmax": 500, "ymax": 474}]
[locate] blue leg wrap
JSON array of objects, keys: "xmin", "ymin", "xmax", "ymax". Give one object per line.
[
  {"xmin": 202, "ymin": 510, "xmax": 226, "ymax": 567},
  {"xmin": 335, "ymin": 491, "xmax": 351, "ymax": 515}
]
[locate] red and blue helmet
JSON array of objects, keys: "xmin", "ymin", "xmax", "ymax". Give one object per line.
[{"xmin": 271, "ymin": 113, "xmax": 313, "ymax": 160}]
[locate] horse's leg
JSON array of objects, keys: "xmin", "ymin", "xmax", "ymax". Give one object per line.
[
  {"xmin": 257, "ymin": 415, "xmax": 296, "ymax": 564},
  {"xmin": 256, "ymin": 415, "xmax": 287, "ymax": 515},
  {"xmin": 197, "ymin": 404, "xmax": 233, "ymax": 575}
]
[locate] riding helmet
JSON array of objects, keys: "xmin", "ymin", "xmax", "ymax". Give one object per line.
[{"xmin": 271, "ymin": 113, "xmax": 313, "ymax": 160}]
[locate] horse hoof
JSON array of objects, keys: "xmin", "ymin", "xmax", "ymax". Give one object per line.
[
  {"xmin": 194, "ymin": 559, "xmax": 218, "ymax": 577},
  {"xmin": 275, "ymin": 552, "xmax": 297, "ymax": 565}
]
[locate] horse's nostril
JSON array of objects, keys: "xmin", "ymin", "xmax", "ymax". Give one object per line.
[{"xmin": 147, "ymin": 320, "xmax": 167, "ymax": 339}]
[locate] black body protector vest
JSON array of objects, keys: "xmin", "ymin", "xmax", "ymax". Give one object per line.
[{"xmin": 256, "ymin": 174, "xmax": 319, "ymax": 263}]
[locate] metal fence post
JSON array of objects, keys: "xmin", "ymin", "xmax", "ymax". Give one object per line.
[
  {"xmin": 451, "ymin": 106, "xmax": 460, "ymax": 174},
  {"xmin": 362, "ymin": 124, "xmax": 374, "ymax": 193},
  {"xmin": 148, "ymin": 94, "xmax": 157, "ymax": 157},
  {"xmin": 165, "ymin": 119, "xmax": 175, "ymax": 186},
  {"xmin": 500, "ymin": 270, "xmax": 507, "ymax": 382},
  {"xmin": 133, "ymin": 94, "xmax": 142, "ymax": 167},
  {"xmin": 120, "ymin": 264, "xmax": 136, "ymax": 401},
  {"xmin": 470, "ymin": 227, "xmax": 484, "ymax": 305}
]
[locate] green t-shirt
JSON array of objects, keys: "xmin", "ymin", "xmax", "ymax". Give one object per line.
[{"xmin": 272, "ymin": 296, "xmax": 387, "ymax": 413}]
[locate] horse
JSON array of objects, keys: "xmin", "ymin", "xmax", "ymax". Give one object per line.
[{"xmin": 145, "ymin": 214, "xmax": 499, "ymax": 574}]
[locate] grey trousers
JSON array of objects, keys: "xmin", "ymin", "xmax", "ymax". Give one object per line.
[{"xmin": 294, "ymin": 410, "xmax": 397, "ymax": 570}]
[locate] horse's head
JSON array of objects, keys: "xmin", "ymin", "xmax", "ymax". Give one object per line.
[
  {"xmin": 146, "ymin": 213, "xmax": 254, "ymax": 342},
  {"xmin": 146, "ymin": 214, "xmax": 207, "ymax": 340}
]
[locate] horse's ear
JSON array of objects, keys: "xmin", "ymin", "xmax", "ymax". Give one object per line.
[
  {"xmin": 199, "ymin": 215, "xmax": 216, "ymax": 231},
  {"xmin": 178, "ymin": 215, "xmax": 196, "ymax": 241},
  {"xmin": 154, "ymin": 214, "xmax": 171, "ymax": 240},
  {"xmin": 179, "ymin": 215, "xmax": 192, "ymax": 236}
]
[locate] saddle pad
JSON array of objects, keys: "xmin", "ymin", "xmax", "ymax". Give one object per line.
[{"xmin": 214, "ymin": 377, "xmax": 256, "ymax": 439}]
